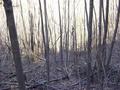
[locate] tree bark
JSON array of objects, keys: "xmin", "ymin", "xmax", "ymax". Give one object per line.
[
  {"xmin": 43, "ymin": 0, "xmax": 50, "ymax": 82},
  {"xmin": 66, "ymin": 0, "xmax": 70, "ymax": 66},
  {"xmin": 3, "ymin": 0, "xmax": 26, "ymax": 90},
  {"xmin": 102, "ymin": 0, "xmax": 109, "ymax": 65},
  {"xmin": 87, "ymin": 0, "xmax": 94, "ymax": 90},
  {"xmin": 29, "ymin": 12, "xmax": 34, "ymax": 61},
  {"xmin": 106, "ymin": 0, "xmax": 120, "ymax": 67},
  {"xmin": 96, "ymin": 0, "xmax": 104, "ymax": 90},
  {"xmin": 58, "ymin": 0, "xmax": 63, "ymax": 66}
]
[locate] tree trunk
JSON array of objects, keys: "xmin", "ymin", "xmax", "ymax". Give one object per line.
[
  {"xmin": 106, "ymin": 0, "xmax": 120, "ymax": 67},
  {"xmin": 102, "ymin": 0, "xmax": 109, "ymax": 65},
  {"xmin": 66, "ymin": 0, "xmax": 70, "ymax": 66},
  {"xmin": 96, "ymin": 0, "xmax": 104, "ymax": 90},
  {"xmin": 38, "ymin": 0, "xmax": 46, "ymax": 53},
  {"xmin": 29, "ymin": 12, "xmax": 34, "ymax": 61},
  {"xmin": 87, "ymin": 0, "xmax": 94, "ymax": 90},
  {"xmin": 43, "ymin": 0, "xmax": 50, "ymax": 82},
  {"xmin": 58, "ymin": 0, "xmax": 63, "ymax": 66},
  {"xmin": 3, "ymin": 0, "xmax": 26, "ymax": 90}
]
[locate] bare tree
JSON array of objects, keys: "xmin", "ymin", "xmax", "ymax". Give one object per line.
[
  {"xmin": 106, "ymin": 0, "xmax": 120, "ymax": 67},
  {"xmin": 96, "ymin": 0, "xmax": 104, "ymax": 89},
  {"xmin": 66, "ymin": 0, "xmax": 70, "ymax": 66},
  {"xmin": 72, "ymin": 0, "xmax": 78, "ymax": 78},
  {"xmin": 38, "ymin": 0, "xmax": 50, "ymax": 82},
  {"xmin": 3, "ymin": 0, "xmax": 26, "ymax": 90},
  {"xmin": 84, "ymin": 0, "xmax": 89, "ymax": 27},
  {"xmin": 83, "ymin": 2, "xmax": 87, "ymax": 51},
  {"xmin": 58, "ymin": 0, "xmax": 63, "ymax": 66},
  {"xmin": 93, "ymin": 6, "xmax": 98, "ymax": 49},
  {"xmin": 102, "ymin": 0, "xmax": 109, "ymax": 65},
  {"xmin": 38, "ymin": 0, "xmax": 46, "ymax": 51},
  {"xmin": 87, "ymin": 0, "xmax": 94, "ymax": 90},
  {"xmin": 63, "ymin": 0, "xmax": 67, "ymax": 66},
  {"xmin": 43, "ymin": 0, "xmax": 50, "ymax": 82},
  {"xmin": 29, "ymin": 12, "xmax": 34, "ymax": 61}
]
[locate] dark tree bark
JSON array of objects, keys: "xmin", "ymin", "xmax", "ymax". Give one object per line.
[
  {"xmin": 87, "ymin": 0, "xmax": 94, "ymax": 90},
  {"xmin": 96, "ymin": 0, "xmax": 104, "ymax": 90},
  {"xmin": 102, "ymin": 0, "xmax": 109, "ymax": 65},
  {"xmin": 106, "ymin": 0, "xmax": 120, "ymax": 67},
  {"xmin": 98, "ymin": 0, "xmax": 103, "ymax": 49},
  {"xmin": 3, "ymin": 0, "xmax": 26, "ymax": 90},
  {"xmin": 84, "ymin": 0, "xmax": 89, "ymax": 27},
  {"xmin": 39, "ymin": 0, "xmax": 50, "ymax": 82},
  {"xmin": 29, "ymin": 12, "xmax": 34, "ymax": 61},
  {"xmin": 43, "ymin": 0, "xmax": 50, "ymax": 82},
  {"xmin": 38, "ymin": 0, "xmax": 46, "ymax": 49}
]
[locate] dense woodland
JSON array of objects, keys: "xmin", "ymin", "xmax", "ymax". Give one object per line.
[{"xmin": 0, "ymin": 0, "xmax": 120, "ymax": 90}]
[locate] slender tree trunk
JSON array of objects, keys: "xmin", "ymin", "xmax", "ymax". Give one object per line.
[
  {"xmin": 87, "ymin": 0, "xmax": 94, "ymax": 90},
  {"xmin": 84, "ymin": 10, "xmax": 86, "ymax": 51},
  {"xmin": 3, "ymin": 0, "xmax": 26, "ymax": 90},
  {"xmin": 29, "ymin": 13, "xmax": 34, "ymax": 61},
  {"xmin": 39, "ymin": 0, "xmax": 50, "ymax": 82},
  {"xmin": 54, "ymin": 24, "xmax": 57, "ymax": 64},
  {"xmin": 73, "ymin": 0, "xmax": 78, "ymax": 78},
  {"xmin": 37, "ymin": 19, "xmax": 40, "ymax": 55},
  {"xmin": 66, "ymin": 0, "xmax": 70, "ymax": 66},
  {"xmin": 58, "ymin": 0, "xmax": 63, "ymax": 66},
  {"xmin": 64, "ymin": 0, "xmax": 67, "ymax": 67},
  {"xmin": 93, "ymin": 7, "xmax": 98, "ymax": 49},
  {"xmin": 38, "ymin": 0, "xmax": 46, "ymax": 48},
  {"xmin": 84, "ymin": 0, "xmax": 89, "ymax": 27},
  {"xmin": 106, "ymin": 0, "xmax": 120, "ymax": 67},
  {"xmin": 43, "ymin": 0, "xmax": 50, "ymax": 82},
  {"xmin": 102, "ymin": 0, "xmax": 109, "ymax": 65},
  {"xmin": 96, "ymin": 0, "xmax": 104, "ymax": 89}
]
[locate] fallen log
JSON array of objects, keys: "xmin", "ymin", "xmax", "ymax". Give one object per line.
[{"xmin": 27, "ymin": 75, "xmax": 69, "ymax": 89}]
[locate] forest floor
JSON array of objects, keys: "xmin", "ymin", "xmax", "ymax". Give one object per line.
[{"xmin": 1, "ymin": 40, "xmax": 120, "ymax": 90}]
